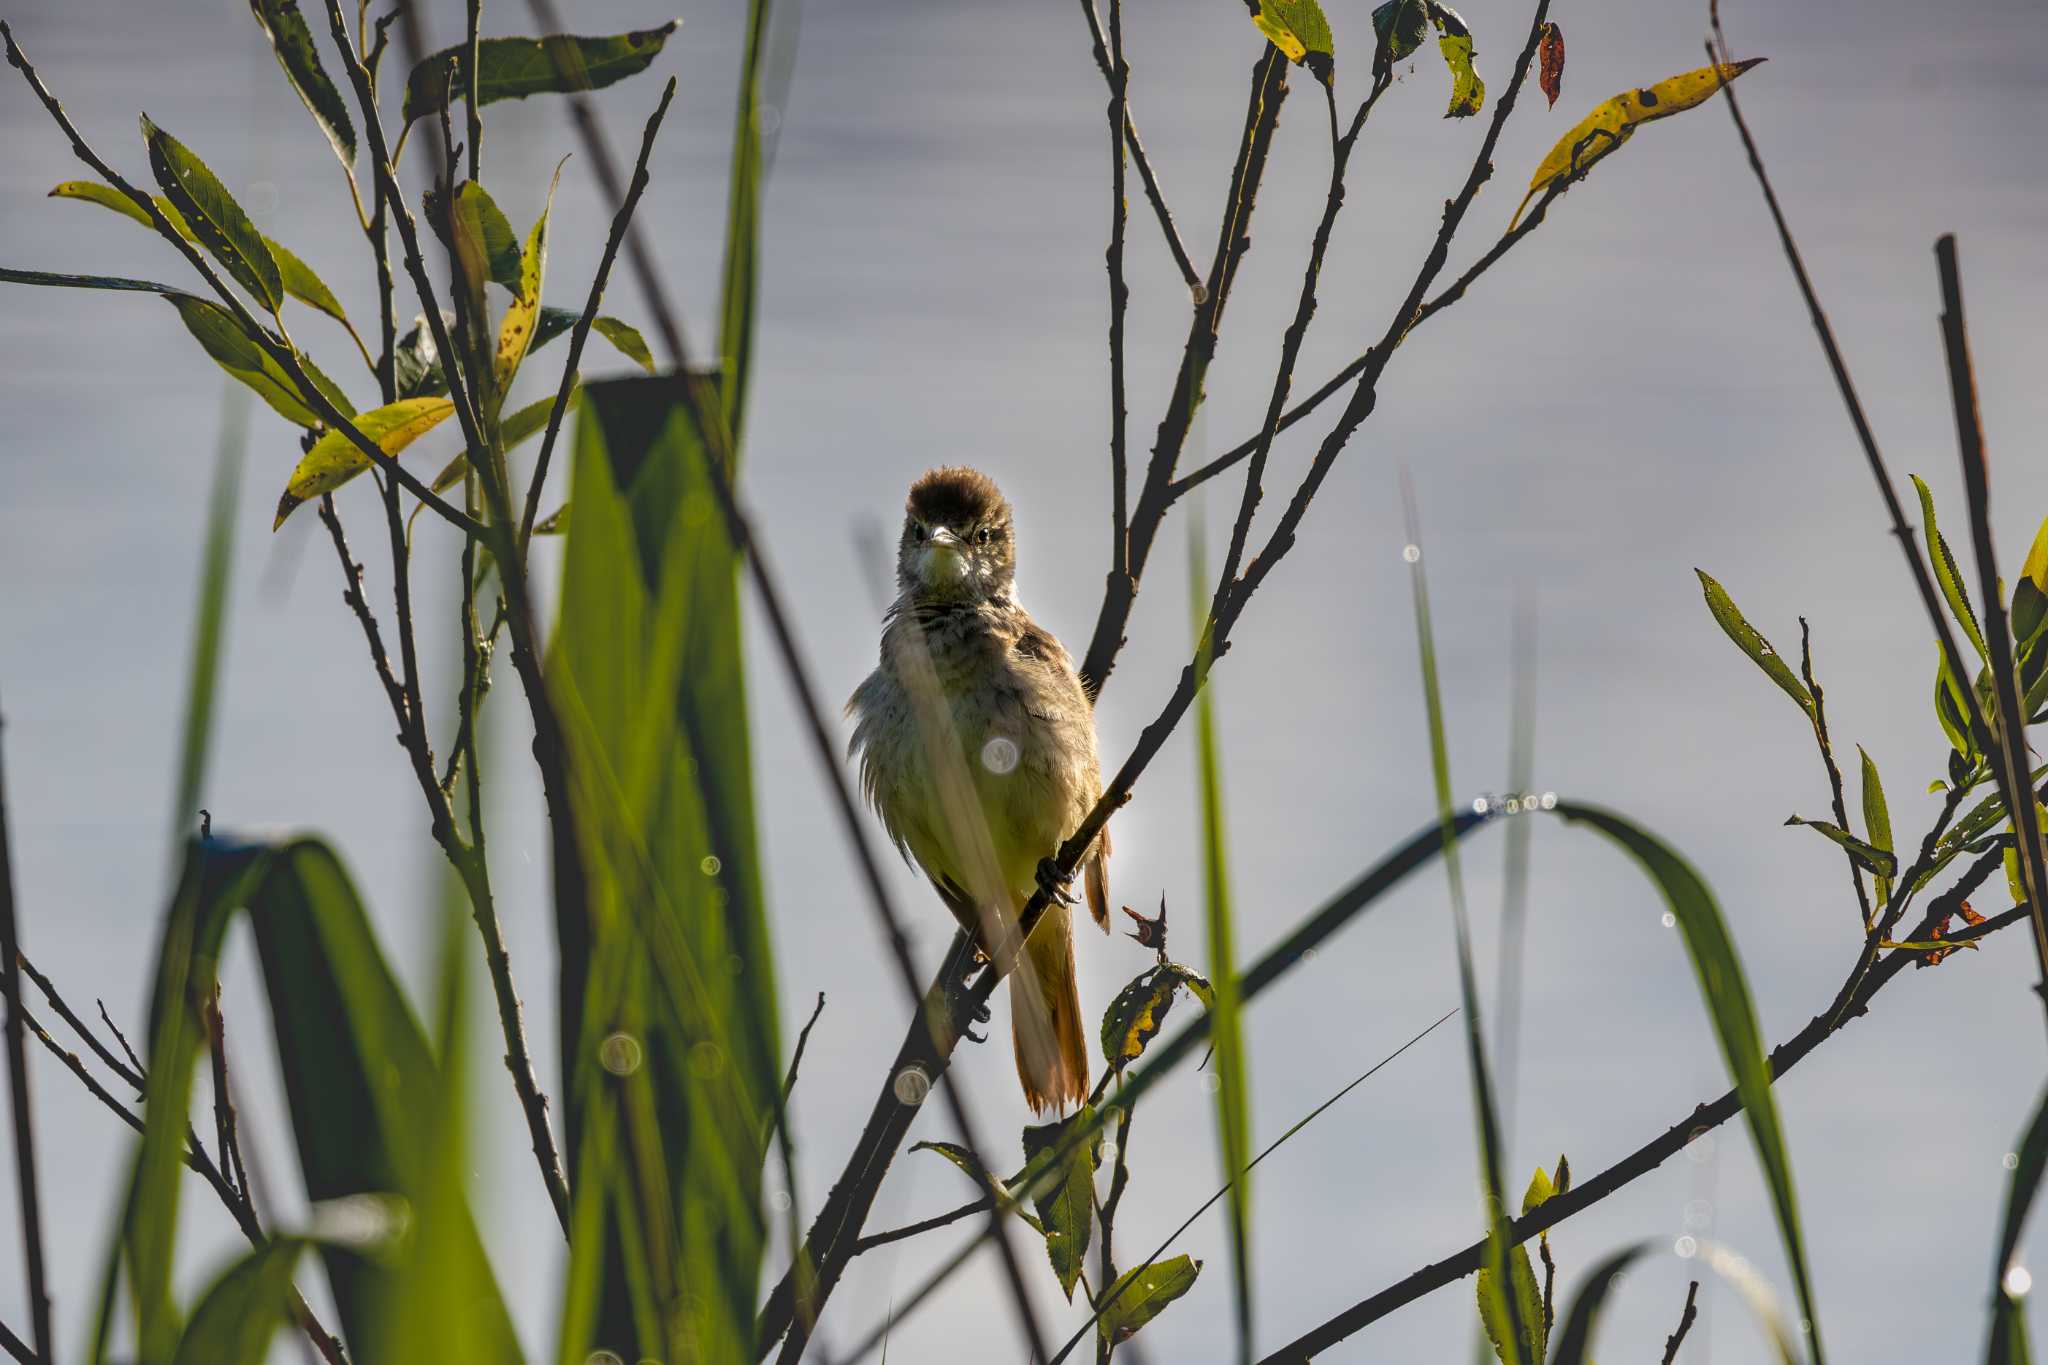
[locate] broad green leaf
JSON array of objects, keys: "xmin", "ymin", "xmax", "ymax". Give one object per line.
[
  {"xmin": 495, "ymin": 164, "xmax": 564, "ymax": 400},
  {"xmin": 401, "ymin": 23, "xmax": 680, "ymax": 125},
  {"xmin": 1021, "ymin": 1106, "xmax": 1098, "ymax": 1301},
  {"xmin": 274, "ymin": 397, "xmax": 457, "ymax": 527},
  {"xmin": 592, "ymin": 315, "xmax": 656, "ymax": 373},
  {"xmin": 1912, "ymin": 475, "xmax": 1991, "ymax": 664},
  {"xmin": 1553, "ymin": 802, "xmax": 1826, "ymax": 1365},
  {"xmin": 1512, "ymin": 60, "xmax": 1765, "ymax": 228},
  {"xmin": 1371, "ymin": 0, "xmax": 1428, "ymax": 82},
  {"xmin": 1247, "ymin": 0, "xmax": 1335, "ymax": 84},
  {"xmin": 1696, "ymin": 570, "xmax": 1815, "ymax": 723},
  {"xmin": 164, "ymin": 294, "xmax": 350, "ymax": 427},
  {"xmin": 143, "ymin": 116, "xmax": 282, "ymax": 311},
  {"xmin": 1988, "ymin": 1086, "xmax": 2048, "ymax": 1365},
  {"xmin": 248, "ymin": 0, "xmax": 355, "ymax": 171},
  {"xmin": 2011, "ymin": 513, "xmax": 2048, "ymax": 653},
  {"xmin": 1547, "ymin": 1244, "xmax": 1648, "ymax": 1365},
  {"xmin": 1101, "ymin": 962, "xmax": 1213, "ymax": 1069},
  {"xmin": 1403, "ymin": 490, "xmax": 1526, "ymax": 1365},
  {"xmin": 171, "ymin": 1237, "xmax": 308, "ymax": 1365},
  {"xmin": 447, "ymin": 181, "xmax": 522, "ymax": 296},
  {"xmin": 119, "ymin": 838, "xmax": 517, "ymax": 1364},
  {"xmin": 550, "ymin": 377, "xmax": 780, "ymax": 1363},
  {"xmin": 1431, "ymin": 4, "xmax": 1484, "ymax": 118},
  {"xmin": 1475, "ymin": 1243, "xmax": 1544, "ymax": 1365},
  {"xmin": 1859, "ymin": 746, "xmax": 1894, "ymax": 907},
  {"xmin": 52, "ymin": 180, "xmax": 350, "ymax": 326},
  {"xmin": 1191, "ymin": 518, "xmax": 1255, "ymax": 1354},
  {"xmin": 1096, "ymin": 1255, "xmax": 1203, "ymax": 1346},
  {"xmin": 1784, "ymin": 815, "xmax": 1898, "ymax": 879}
]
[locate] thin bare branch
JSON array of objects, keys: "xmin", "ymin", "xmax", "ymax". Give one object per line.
[
  {"xmin": 0, "ymin": 701, "xmax": 52, "ymax": 1359},
  {"xmin": 1661, "ymin": 1280, "xmax": 1701, "ymax": 1363},
  {"xmin": 1074, "ymin": 0, "xmax": 1199, "ymax": 291}
]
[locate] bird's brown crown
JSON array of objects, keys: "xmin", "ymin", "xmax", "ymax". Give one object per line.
[{"xmin": 906, "ymin": 466, "xmax": 1010, "ymax": 529}]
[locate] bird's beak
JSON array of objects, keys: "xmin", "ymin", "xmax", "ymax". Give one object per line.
[{"xmin": 920, "ymin": 528, "xmax": 967, "ymax": 585}]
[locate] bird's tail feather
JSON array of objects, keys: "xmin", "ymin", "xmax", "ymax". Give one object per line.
[{"xmin": 1011, "ymin": 903, "xmax": 1087, "ymax": 1114}]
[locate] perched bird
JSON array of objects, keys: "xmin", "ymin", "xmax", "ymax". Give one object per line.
[{"xmin": 848, "ymin": 467, "xmax": 1110, "ymax": 1114}]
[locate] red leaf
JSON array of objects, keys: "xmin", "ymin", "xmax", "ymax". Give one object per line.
[{"xmin": 1538, "ymin": 23, "xmax": 1565, "ymax": 109}]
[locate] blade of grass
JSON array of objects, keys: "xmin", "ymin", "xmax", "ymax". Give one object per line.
[
  {"xmin": 1494, "ymin": 598, "xmax": 1537, "ymax": 1146},
  {"xmin": 1551, "ymin": 801, "xmax": 1823, "ymax": 1364},
  {"xmin": 1191, "ymin": 511, "xmax": 1254, "ymax": 1362},
  {"xmin": 172, "ymin": 386, "xmax": 248, "ymax": 842},
  {"xmin": 1399, "ymin": 470, "xmax": 1532, "ymax": 1365},
  {"xmin": 1545, "ymin": 1244, "xmax": 1648, "ymax": 1365},
  {"xmin": 1985, "ymin": 1085, "xmax": 2048, "ymax": 1364}
]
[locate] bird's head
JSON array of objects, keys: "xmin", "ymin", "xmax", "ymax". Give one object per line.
[{"xmin": 897, "ymin": 465, "xmax": 1016, "ymax": 604}]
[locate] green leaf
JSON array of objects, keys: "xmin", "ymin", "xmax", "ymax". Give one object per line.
[
  {"xmin": 1696, "ymin": 569, "xmax": 1816, "ymax": 723},
  {"xmin": 1859, "ymin": 746, "xmax": 1894, "ymax": 906},
  {"xmin": 1096, "ymin": 1255, "xmax": 1203, "ymax": 1346},
  {"xmin": 173, "ymin": 393, "xmax": 245, "ymax": 845},
  {"xmin": 1784, "ymin": 815, "xmax": 1898, "ymax": 879},
  {"xmin": 2012, "ymin": 513, "xmax": 2048, "ymax": 654},
  {"xmin": 247, "ymin": 0, "xmax": 355, "ymax": 171},
  {"xmin": 1190, "ymin": 516, "xmax": 1255, "ymax": 1352},
  {"xmin": 1430, "ymin": 4, "xmax": 1485, "ymax": 118},
  {"xmin": 171, "ymin": 1237, "xmax": 309, "ymax": 1365},
  {"xmin": 592, "ymin": 315, "xmax": 657, "ymax": 373},
  {"xmin": 1246, "ymin": 0, "xmax": 1335, "ymax": 84},
  {"xmin": 274, "ymin": 397, "xmax": 457, "ymax": 527},
  {"xmin": 720, "ymin": 0, "xmax": 767, "ymax": 444},
  {"xmin": 51, "ymin": 180, "xmax": 350, "ymax": 327},
  {"xmin": 0, "ymin": 263, "xmax": 190, "ymax": 296},
  {"xmin": 1553, "ymin": 802, "xmax": 1827, "ymax": 1365},
  {"xmin": 1371, "ymin": 0, "xmax": 1429, "ymax": 81},
  {"xmin": 401, "ymin": 23, "xmax": 680, "ymax": 125},
  {"xmin": 549, "ymin": 376, "xmax": 781, "ymax": 1363},
  {"xmin": 164, "ymin": 294, "xmax": 349, "ymax": 427},
  {"xmin": 1100, "ymin": 962, "xmax": 1213, "ymax": 1070},
  {"xmin": 446, "ymin": 181, "xmax": 522, "ymax": 296},
  {"xmin": 1989, "ymin": 1086, "xmax": 2048, "ymax": 1365},
  {"xmin": 1546, "ymin": 1244, "xmax": 1648, "ymax": 1365},
  {"xmin": 1403, "ymin": 489, "xmax": 1527, "ymax": 1365},
  {"xmin": 1475, "ymin": 1243, "xmax": 1544, "ymax": 1365},
  {"xmin": 1021, "ymin": 1106, "xmax": 1098, "ymax": 1301},
  {"xmin": 1520, "ymin": 1164, "xmax": 1555, "ymax": 1216},
  {"xmin": 1912, "ymin": 475, "xmax": 1991, "ymax": 665},
  {"xmin": 143, "ymin": 116, "xmax": 282, "ymax": 311}
]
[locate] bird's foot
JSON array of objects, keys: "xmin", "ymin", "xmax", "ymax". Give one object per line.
[
  {"xmin": 942, "ymin": 979, "xmax": 992, "ymax": 1045},
  {"xmin": 1035, "ymin": 856, "xmax": 1078, "ymax": 907}
]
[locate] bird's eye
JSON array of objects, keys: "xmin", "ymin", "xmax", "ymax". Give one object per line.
[
  {"xmin": 975, "ymin": 527, "xmax": 993, "ymax": 546},
  {"xmin": 912, "ymin": 523, "xmax": 929, "ymax": 543}
]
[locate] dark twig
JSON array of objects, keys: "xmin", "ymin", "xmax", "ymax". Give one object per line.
[
  {"xmin": 1935, "ymin": 234, "xmax": 2048, "ymax": 1027},
  {"xmin": 1661, "ymin": 1280, "xmax": 1701, "ymax": 1363},
  {"xmin": 1077, "ymin": 48, "xmax": 1290, "ymax": 699},
  {"xmin": 0, "ymin": 1316, "xmax": 36, "ymax": 1365},
  {"xmin": 0, "ymin": 703, "xmax": 52, "ymax": 1359},
  {"xmin": 204, "ymin": 990, "xmax": 246, "ymax": 1202},
  {"xmin": 96, "ymin": 1002, "xmax": 145, "ymax": 1083},
  {"xmin": 1799, "ymin": 619, "xmax": 1873, "ymax": 929},
  {"xmin": 0, "ymin": 21, "xmax": 483, "ymax": 539},
  {"xmin": 1103, "ymin": 0, "xmax": 1131, "ymax": 625},
  {"xmin": 1075, "ymin": 0, "xmax": 1199, "ymax": 291},
  {"xmin": 1261, "ymin": 873, "xmax": 2023, "ymax": 1359},
  {"xmin": 518, "ymin": 77, "xmax": 678, "ymax": 547},
  {"xmin": 1093, "ymin": 1096, "xmax": 1137, "ymax": 1365},
  {"xmin": 853, "ymin": 1196, "xmax": 991, "ymax": 1255},
  {"xmin": 16, "ymin": 955, "xmax": 141, "ymax": 1093}
]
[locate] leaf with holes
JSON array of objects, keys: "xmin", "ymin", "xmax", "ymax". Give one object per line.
[
  {"xmin": 401, "ymin": 23, "xmax": 679, "ymax": 125},
  {"xmin": 1696, "ymin": 570, "xmax": 1814, "ymax": 723},
  {"xmin": 495, "ymin": 162, "xmax": 565, "ymax": 402},
  {"xmin": 1538, "ymin": 23, "xmax": 1564, "ymax": 107},
  {"xmin": 1785, "ymin": 815, "xmax": 1898, "ymax": 879},
  {"xmin": 1101, "ymin": 962, "xmax": 1214, "ymax": 1070},
  {"xmin": 1430, "ymin": 4, "xmax": 1484, "ymax": 117}
]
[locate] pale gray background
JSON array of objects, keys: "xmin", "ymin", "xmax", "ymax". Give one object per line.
[{"xmin": 3, "ymin": 0, "xmax": 2047, "ymax": 1359}]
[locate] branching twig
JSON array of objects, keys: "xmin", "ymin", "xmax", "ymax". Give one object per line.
[
  {"xmin": 1660, "ymin": 1279, "xmax": 1701, "ymax": 1363},
  {"xmin": 1075, "ymin": 0, "xmax": 1199, "ymax": 292},
  {"xmin": 0, "ymin": 702, "xmax": 52, "ymax": 1360},
  {"xmin": 1799, "ymin": 619, "xmax": 1873, "ymax": 929}
]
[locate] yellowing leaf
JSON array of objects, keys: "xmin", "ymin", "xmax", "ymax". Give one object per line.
[
  {"xmin": 1248, "ymin": 0, "xmax": 1335, "ymax": 85},
  {"xmin": 274, "ymin": 397, "xmax": 455, "ymax": 527},
  {"xmin": 495, "ymin": 162, "xmax": 565, "ymax": 400},
  {"xmin": 591, "ymin": 315, "xmax": 656, "ymax": 372},
  {"xmin": 1512, "ymin": 58, "xmax": 1764, "ymax": 227},
  {"xmin": 2011, "ymin": 513, "xmax": 2048, "ymax": 650},
  {"xmin": 1432, "ymin": 5, "xmax": 1484, "ymax": 118}
]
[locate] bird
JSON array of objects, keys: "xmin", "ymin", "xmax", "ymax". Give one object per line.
[{"xmin": 847, "ymin": 466, "xmax": 1110, "ymax": 1114}]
